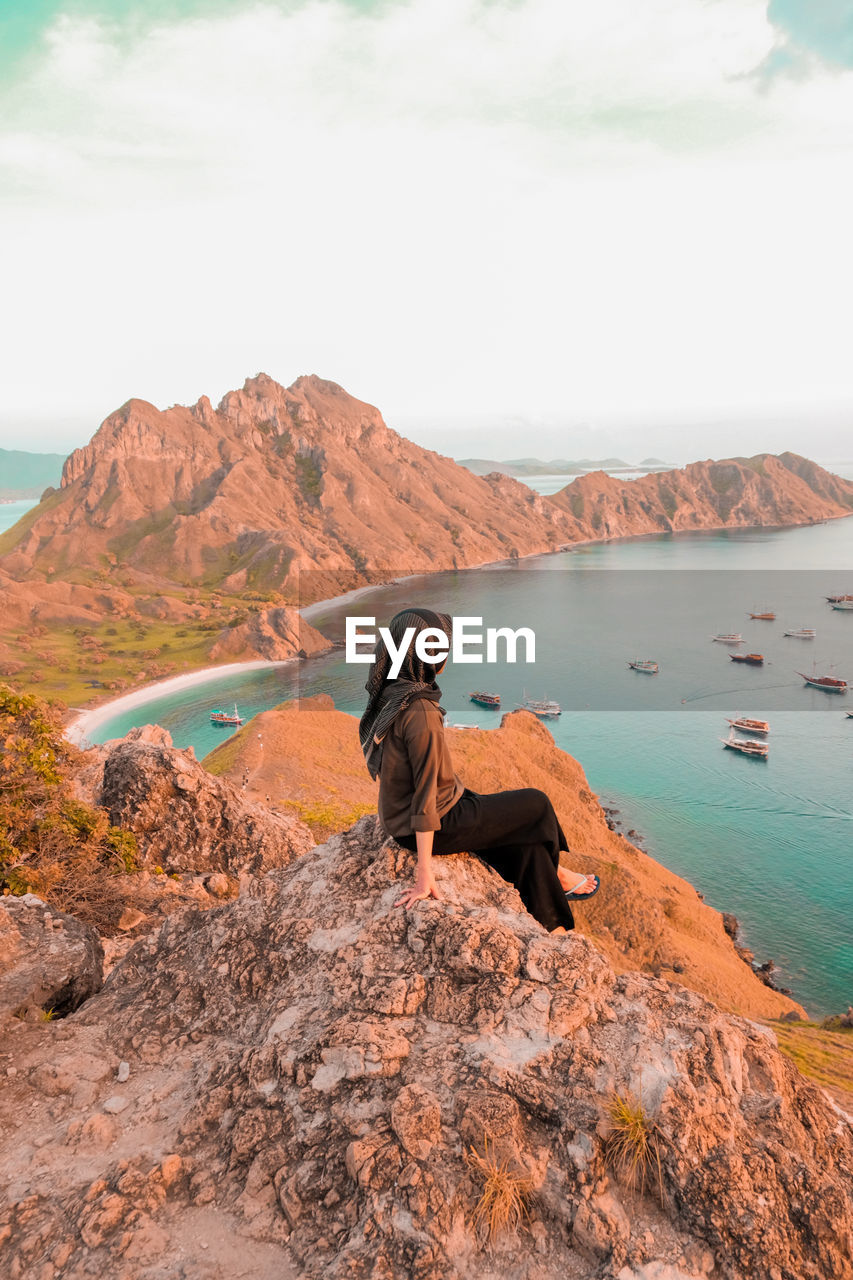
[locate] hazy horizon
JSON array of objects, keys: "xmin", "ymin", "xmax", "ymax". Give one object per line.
[{"xmin": 2, "ymin": 390, "xmax": 852, "ymax": 469}]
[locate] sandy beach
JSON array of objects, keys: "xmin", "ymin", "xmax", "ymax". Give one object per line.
[{"xmin": 66, "ymin": 659, "xmax": 296, "ymax": 746}]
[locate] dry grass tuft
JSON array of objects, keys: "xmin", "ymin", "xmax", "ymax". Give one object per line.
[
  {"xmin": 466, "ymin": 1135, "xmax": 533, "ymax": 1242},
  {"xmin": 605, "ymin": 1091, "xmax": 665, "ymax": 1204}
]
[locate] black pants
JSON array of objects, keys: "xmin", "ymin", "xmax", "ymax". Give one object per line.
[{"xmin": 396, "ymin": 787, "xmax": 574, "ymax": 933}]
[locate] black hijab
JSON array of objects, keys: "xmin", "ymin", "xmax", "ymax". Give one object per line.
[{"xmin": 359, "ymin": 607, "xmax": 452, "ymax": 779}]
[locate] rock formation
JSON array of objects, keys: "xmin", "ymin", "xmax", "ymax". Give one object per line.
[
  {"xmin": 547, "ymin": 453, "xmax": 853, "ymax": 539},
  {"xmin": 0, "ymin": 894, "xmax": 104, "ymax": 1020},
  {"xmin": 1, "ymin": 817, "xmax": 850, "ymax": 1280},
  {"xmin": 99, "ymin": 730, "xmax": 315, "ymax": 876}
]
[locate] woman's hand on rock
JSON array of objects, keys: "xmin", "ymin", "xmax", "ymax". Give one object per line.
[{"xmin": 395, "ymin": 869, "xmax": 442, "ymax": 910}]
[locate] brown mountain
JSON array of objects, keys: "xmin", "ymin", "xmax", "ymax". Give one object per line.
[
  {"xmin": 0, "ymin": 374, "xmax": 568, "ymax": 598},
  {"xmin": 548, "ymin": 453, "xmax": 853, "ymax": 537},
  {"xmin": 3, "ymin": 373, "xmax": 852, "ymax": 603}
]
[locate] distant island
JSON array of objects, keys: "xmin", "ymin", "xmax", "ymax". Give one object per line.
[
  {"xmin": 458, "ymin": 455, "xmax": 676, "ymax": 477},
  {"xmin": 0, "ymin": 447, "xmax": 66, "ymax": 499}
]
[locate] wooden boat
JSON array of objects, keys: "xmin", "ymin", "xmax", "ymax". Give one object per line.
[
  {"xmin": 521, "ymin": 693, "xmax": 562, "ymax": 717},
  {"xmin": 628, "ymin": 659, "xmax": 659, "ymax": 674},
  {"xmin": 730, "ymin": 653, "xmax": 764, "ymax": 665},
  {"xmin": 469, "ymin": 691, "xmax": 501, "ymax": 707},
  {"xmin": 727, "ymin": 717, "xmax": 770, "ymax": 735},
  {"xmin": 748, "ymin": 611, "xmax": 775, "ymax": 620},
  {"xmin": 210, "ymin": 703, "xmax": 243, "ymax": 725},
  {"xmin": 784, "ymin": 627, "xmax": 816, "ymax": 638},
  {"xmin": 712, "ymin": 633, "xmax": 743, "ymax": 644},
  {"xmin": 721, "ymin": 731, "xmax": 768, "ymax": 759},
  {"xmin": 797, "ymin": 670, "xmax": 848, "ymax": 693},
  {"xmin": 826, "ymin": 594, "xmax": 853, "ymax": 603}
]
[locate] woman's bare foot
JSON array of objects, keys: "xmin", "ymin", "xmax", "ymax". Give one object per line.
[{"xmin": 558, "ymin": 867, "xmax": 597, "ymax": 896}]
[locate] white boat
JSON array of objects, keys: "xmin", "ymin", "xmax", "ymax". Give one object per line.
[
  {"xmin": 783, "ymin": 627, "xmax": 816, "ymax": 638},
  {"xmin": 521, "ymin": 692, "xmax": 562, "ymax": 717},
  {"xmin": 628, "ymin": 659, "xmax": 659, "ymax": 674},
  {"xmin": 726, "ymin": 717, "xmax": 770, "ymax": 736},
  {"xmin": 712, "ymin": 633, "xmax": 743, "ymax": 644},
  {"xmin": 721, "ymin": 731, "xmax": 768, "ymax": 759},
  {"xmin": 830, "ymin": 600, "xmax": 853, "ymax": 611}
]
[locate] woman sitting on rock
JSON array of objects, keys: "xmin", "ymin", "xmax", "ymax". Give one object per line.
[{"xmin": 359, "ymin": 607, "xmax": 600, "ymax": 935}]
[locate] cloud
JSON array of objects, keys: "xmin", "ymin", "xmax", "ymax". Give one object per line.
[{"xmin": 1, "ymin": 0, "xmax": 852, "ymax": 448}]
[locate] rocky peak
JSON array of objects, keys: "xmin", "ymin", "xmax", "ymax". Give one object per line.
[
  {"xmin": 2, "ymin": 815, "xmax": 849, "ymax": 1279},
  {"xmin": 98, "ymin": 732, "xmax": 315, "ymax": 876}
]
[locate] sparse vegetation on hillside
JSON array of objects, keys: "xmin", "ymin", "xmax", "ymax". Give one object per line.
[{"xmin": 0, "ymin": 683, "xmax": 138, "ymax": 929}]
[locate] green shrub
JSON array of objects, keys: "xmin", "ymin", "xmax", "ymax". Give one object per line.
[{"xmin": 0, "ymin": 683, "xmax": 138, "ymax": 929}]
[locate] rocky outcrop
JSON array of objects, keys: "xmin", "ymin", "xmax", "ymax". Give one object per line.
[
  {"xmin": 206, "ymin": 702, "xmax": 805, "ymax": 1023},
  {"xmin": 99, "ymin": 733, "xmax": 314, "ymax": 875},
  {"xmin": 210, "ymin": 605, "xmax": 333, "ymax": 662},
  {"xmin": 1, "ymin": 817, "xmax": 849, "ymax": 1280},
  {"xmin": 0, "ymin": 895, "xmax": 103, "ymax": 1021}
]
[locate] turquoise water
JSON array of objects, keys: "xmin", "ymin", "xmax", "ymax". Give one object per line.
[
  {"xmin": 0, "ymin": 498, "xmax": 37, "ymax": 533},
  {"xmin": 87, "ymin": 519, "xmax": 853, "ymax": 1017}
]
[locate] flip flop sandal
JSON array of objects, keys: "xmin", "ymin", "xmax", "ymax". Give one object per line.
[{"xmin": 564, "ymin": 873, "xmax": 600, "ymax": 902}]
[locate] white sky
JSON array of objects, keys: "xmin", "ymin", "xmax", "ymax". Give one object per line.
[{"xmin": 1, "ymin": 0, "xmax": 852, "ymax": 458}]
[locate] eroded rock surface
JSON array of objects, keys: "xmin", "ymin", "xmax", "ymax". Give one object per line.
[
  {"xmin": 0, "ymin": 817, "xmax": 850, "ymax": 1280},
  {"xmin": 99, "ymin": 734, "xmax": 314, "ymax": 875},
  {"xmin": 0, "ymin": 895, "xmax": 103, "ymax": 1021}
]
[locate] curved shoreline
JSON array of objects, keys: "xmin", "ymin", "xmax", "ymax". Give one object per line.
[
  {"xmin": 65, "ymin": 510, "xmax": 853, "ymax": 742},
  {"xmin": 66, "ymin": 659, "xmax": 297, "ymax": 746}
]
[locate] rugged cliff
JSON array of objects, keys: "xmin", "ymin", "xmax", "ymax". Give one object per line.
[
  {"xmin": 0, "ymin": 374, "xmax": 567, "ymax": 594},
  {"xmin": 1, "ymin": 816, "xmax": 850, "ymax": 1280}
]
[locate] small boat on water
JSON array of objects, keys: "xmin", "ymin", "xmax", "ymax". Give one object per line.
[
  {"xmin": 830, "ymin": 600, "xmax": 853, "ymax": 611},
  {"xmin": 469, "ymin": 691, "xmax": 501, "ymax": 708},
  {"xmin": 730, "ymin": 653, "xmax": 764, "ymax": 665},
  {"xmin": 784, "ymin": 627, "xmax": 816, "ymax": 638},
  {"xmin": 521, "ymin": 693, "xmax": 562, "ymax": 717},
  {"xmin": 210, "ymin": 703, "xmax": 243, "ymax": 725},
  {"xmin": 727, "ymin": 717, "xmax": 770, "ymax": 735},
  {"xmin": 797, "ymin": 670, "xmax": 848, "ymax": 693},
  {"xmin": 628, "ymin": 659, "xmax": 659, "ymax": 674},
  {"xmin": 712, "ymin": 633, "xmax": 743, "ymax": 644},
  {"xmin": 748, "ymin": 611, "xmax": 776, "ymax": 620},
  {"xmin": 721, "ymin": 731, "xmax": 768, "ymax": 759}
]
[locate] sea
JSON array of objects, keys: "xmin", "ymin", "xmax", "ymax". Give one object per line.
[{"xmin": 6, "ymin": 475, "xmax": 853, "ymax": 1017}]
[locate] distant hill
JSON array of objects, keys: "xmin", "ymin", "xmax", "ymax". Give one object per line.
[
  {"xmin": 0, "ymin": 447, "xmax": 66, "ymax": 498},
  {"xmin": 458, "ymin": 456, "xmax": 671, "ymax": 477}
]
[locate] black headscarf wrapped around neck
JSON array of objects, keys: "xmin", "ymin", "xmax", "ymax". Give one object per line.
[{"xmin": 359, "ymin": 607, "xmax": 452, "ymax": 779}]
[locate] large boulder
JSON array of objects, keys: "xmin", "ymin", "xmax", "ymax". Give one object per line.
[
  {"xmin": 0, "ymin": 817, "xmax": 850, "ymax": 1280},
  {"xmin": 98, "ymin": 734, "xmax": 314, "ymax": 875},
  {"xmin": 0, "ymin": 894, "xmax": 103, "ymax": 1021}
]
